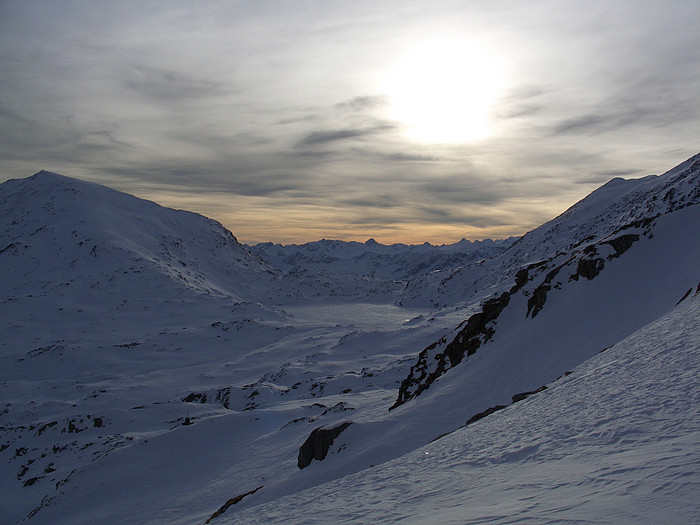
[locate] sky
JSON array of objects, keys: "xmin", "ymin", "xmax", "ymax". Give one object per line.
[{"xmin": 1, "ymin": 0, "xmax": 698, "ymax": 244}]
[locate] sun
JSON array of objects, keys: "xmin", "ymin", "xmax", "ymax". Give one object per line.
[{"xmin": 383, "ymin": 38, "xmax": 506, "ymax": 143}]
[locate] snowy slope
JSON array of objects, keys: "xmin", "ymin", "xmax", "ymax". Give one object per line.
[
  {"xmin": 400, "ymin": 152, "xmax": 700, "ymax": 308},
  {"xmin": 1, "ymin": 154, "xmax": 698, "ymax": 524},
  {"xmin": 232, "ymin": 292, "xmax": 700, "ymax": 524},
  {"xmin": 250, "ymin": 237, "xmax": 515, "ymax": 281},
  {"xmin": 0, "ymin": 170, "xmax": 278, "ymax": 302}
]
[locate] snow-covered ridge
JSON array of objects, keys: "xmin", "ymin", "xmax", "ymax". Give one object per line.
[
  {"xmin": 249, "ymin": 236, "xmax": 516, "ymax": 281},
  {"xmin": 0, "ymin": 170, "xmax": 278, "ymax": 302},
  {"xmin": 400, "ymin": 152, "xmax": 700, "ymax": 308},
  {"xmin": 394, "ymin": 154, "xmax": 699, "ymax": 406}
]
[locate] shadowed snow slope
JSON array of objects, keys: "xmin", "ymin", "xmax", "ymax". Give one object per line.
[{"xmin": 1, "ymin": 155, "xmax": 698, "ymax": 524}]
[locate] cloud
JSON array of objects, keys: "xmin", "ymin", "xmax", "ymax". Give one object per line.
[
  {"xmin": 275, "ymin": 114, "xmax": 321, "ymax": 125},
  {"xmin": 335, "ymin": 95, "xmax": 389, "ymax": 112},
  {"xmin": 297, "ymin": 124, "xmax": 395, "ymax": 147},
  {"xmin": 551, "ymin": 109, "xmax": 650, "ymax": 136},
  {"xmin": 493, "ymin": 86, "xmax": 546, "ymax": 120},
  {"xmin": 337, "ymin": 194, "xmax": 402, "ymax": 208},
  {"xmin": 574, "ymin": 168, "xmax": 644, "ymax": 184},
  {"xmin": 352, "ymin": 149, "xmax": 441, "ymax": 162},
  {"xmin": 416, "ymin": 175, "xmax": 505, "ymax": 205},
  {"xmin": 124, "ymin": 65, "xmax": 224, "ymax": 104}
]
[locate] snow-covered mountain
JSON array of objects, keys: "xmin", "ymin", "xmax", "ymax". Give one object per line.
[
  {"xmin": 249, "ymin": 236, "xmax": 516, "ymax": 281},
  {"xmin": 0, "ymin": 170, "xmax": 278, "ymax": 303},
  {"xmin": 1, "ymin": 154, "xmax": 699, "ymax": 524},
  {"xmin": 400, "ymin": 153, "xmax": 699, "ymax": 309}
]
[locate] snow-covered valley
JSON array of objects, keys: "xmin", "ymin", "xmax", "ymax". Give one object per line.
[{"xmin": 1, "ymin": 154, "xmax": 699, "ymax": 524}]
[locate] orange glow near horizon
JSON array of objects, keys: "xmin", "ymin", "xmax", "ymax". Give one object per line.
[{"xmin": 129, "ymin": 189, "xmax": 577, "ymax": 246}]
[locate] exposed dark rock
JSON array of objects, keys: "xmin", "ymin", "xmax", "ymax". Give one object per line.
[
  {"xmin": 603, "ymin": 234, "xmax": 639, "ymax": 258},
  {"xmin": 35, "ymin": 421, "xmax": 58, "ymax": 437},
  {"xmin": 321, "ymin": 402, "xmax": 354, "ymax": 416},
  {"xmin": 466, "ymin": 405, "xmax": 507, "ymax": 425},
  {"xmin": 509, "ymin": 268, "xmax": 529, "ymax": 293},
  {"xmin": 527, "ymin": 284, "xmax": 550, "ymax": 318},
  {"xmin": 215, "ymin": 387, "xmax": 231, "ymax": 409},
  {"xmin": 391, "ymin": 293, "xmax": 510, "ymax": 409},
  {"xmin": 677, "ymin": 287, "xmax": 693, "ymax": 304},
  {"xmin": 181, "ymin": 392, "xmax": 207, "ymax": 403},
  {"xmin": 65, "ymin": 418, "xmax": 84, "ymax": 434},
  {"xmin": 205, "ymin": 485, "xmax": 264, "ymax": 524},
  {"xmin": 571, "ymin": 257, "xmax": 605, "ymax": 281},
  {"xmin": 297, "ymin": 422, "xmax": 352, "ymax": 469},
  {"xmin": 23, "ymin": 476, "xmax": 42, "ymax": 487},
  {"xmin": 511, "ymin": 385, "xmax": 547, "ymax": 403}
]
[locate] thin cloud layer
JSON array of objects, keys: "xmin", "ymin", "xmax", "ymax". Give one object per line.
[{"xmin": 0, "ymin": 0, "xmax": 698, "ymax": 244}]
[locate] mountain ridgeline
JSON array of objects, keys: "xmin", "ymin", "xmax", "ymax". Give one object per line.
[{"xmin": 249, "ymin": 236, "xmax": 516, "ymax": 281}]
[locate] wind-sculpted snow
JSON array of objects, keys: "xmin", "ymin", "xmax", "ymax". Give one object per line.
[{"xmin": 0, "ymin": 155, "xmax": 698, "ymax": 524}]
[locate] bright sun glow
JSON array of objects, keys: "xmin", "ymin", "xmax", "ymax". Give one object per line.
[{"xmin": 384, "ymin": 38, "xmax": 506, "ymax": 143}]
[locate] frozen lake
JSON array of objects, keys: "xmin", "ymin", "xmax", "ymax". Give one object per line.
[{"xmin": 283, "ymin": 303, "xmax": 433, "ymax": 329}]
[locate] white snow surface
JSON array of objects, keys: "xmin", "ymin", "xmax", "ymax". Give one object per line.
[{"xmin": 1, "ymin": 154, "xmax": 699, "ymax": 524}]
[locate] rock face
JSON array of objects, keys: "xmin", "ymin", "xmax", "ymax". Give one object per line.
[
  {"xmin": 391, "ymin": 292, "xmax": 511, "ymax": 409},
  {"xmin": 297, "ymin": 422, "xmax": 352, "ymax": 469}
]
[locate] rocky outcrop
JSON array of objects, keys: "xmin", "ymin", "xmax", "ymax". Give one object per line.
[
  {"xmin": 205, "ymin": 485, "xmax": 264, "ymax": 524},
  {"xmin": 511, "ymin": 385, "xmax": 547, "ymax": 403},
  {"xmin": 466, "ymin": 405, "xmax": 508, "ymax": 425},
  {"xmin": 571, "ymin": 257, "xmax": 605, "ymax": 281},
  {"xmin": 527, "ymin": 283, "xmax": 551, "ymax": 318},
  {"xmin": 603, "ymin": 234, "xmax": 639, "ymax": 258},
  {"xmin": 465, "ymin": 385, "xmax": 548, "ymax": 427},
  {"xmin": 297, "ymin": 422, "xmax": 352, "ymax": 469},
  {"xmin": 391, "ymin": 292, "xmax": 511, "ymax": 409}
]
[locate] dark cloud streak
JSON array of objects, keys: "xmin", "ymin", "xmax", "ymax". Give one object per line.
[{"xmin": 297, "ymin": 124, "xmax": 396, "ymax": 147}]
